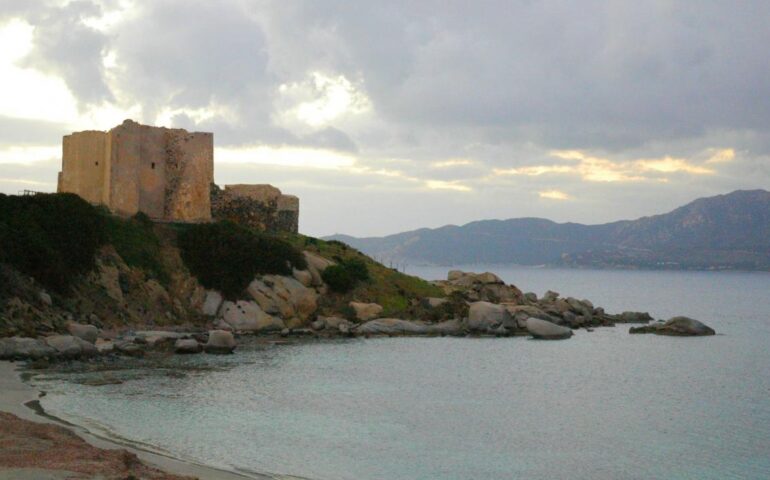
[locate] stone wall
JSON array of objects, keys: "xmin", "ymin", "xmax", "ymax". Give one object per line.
[
  {"xmin": 58, "ymin": 120, "xmax": 213, "ymax": 222},
  {"xmin": 58, "ymin": 130, "xmax": 111, "ymax": 205},
  {"xmin": 58, "ymin": 120, "xmax": 299, "ymax": 230},
  {"xmin": 211, "ymin": 184, "xmax": 299, "ymax": 233}
]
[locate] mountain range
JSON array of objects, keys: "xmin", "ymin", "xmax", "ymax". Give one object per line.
[{"xmin": 326, "ymin": 189, "xmax": 770, "ymax": 270}]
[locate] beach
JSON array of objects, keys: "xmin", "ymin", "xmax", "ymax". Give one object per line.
[{"xmin": 0, "ymin": 361, "xmax": 262, "ymax": 480}]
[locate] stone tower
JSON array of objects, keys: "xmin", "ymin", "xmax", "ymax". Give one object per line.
[{"xmin": 57, "ymin": 119, "xmax": 213, "ymax": 222}]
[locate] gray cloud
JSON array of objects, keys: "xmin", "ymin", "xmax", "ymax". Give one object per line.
[
  {"xmin": 0, "ymin": 116, "xmax": 68, "ymax": 146},
  {"xmin": 3, "ymin": 1, "xmax": 770, "ymax": 236}
]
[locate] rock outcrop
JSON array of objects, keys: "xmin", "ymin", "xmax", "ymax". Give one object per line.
[
  {"xmin": 437, "ymin": 271, "xmax": 523, "ymax": 303},
  {"xmin": 467, "ymin": 301, "xmax": 512, "ymax": 333},
  {"xmin": 218, "ymin": 300, "xmax": 285, "ymax": 332},
  {"xmin": 349, "ymin": 302, "xmax": 383, "ymax": 321},
  {"xmin": 526, "ymin": 318, "xmax": 573, "ymax": 340},
  {"xmin": 629, "ymin": 316, "xmax": 715, "ymax": 336}
]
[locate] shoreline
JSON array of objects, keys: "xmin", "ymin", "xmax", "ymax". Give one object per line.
[{"xmin": 0, "ymin": 360, "xmax": 267, "ymax": 480}]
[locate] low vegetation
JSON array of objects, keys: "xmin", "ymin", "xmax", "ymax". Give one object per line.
[
  {"xmin": 289, "ymin": 234, "xmax": 444, "ymax": 317},
  {"xmin": 0, "ymin": 193, "xmax": 107, "ymax": 292},
  {"xmin": 0, "ymin": 193, "xmax": 174, "ymax": 294},
  {"xmin": 322, "ymin": 258, "xmax": 370, "ymax": 293},
  {"xmin": 178, "ymin": 221, "xmax": 307, "ymax": 299}
]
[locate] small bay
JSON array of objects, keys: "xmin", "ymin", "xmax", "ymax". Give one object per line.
[{"xmin": 31, "ymin": 266, "xmax": 770, "ymax": 480}]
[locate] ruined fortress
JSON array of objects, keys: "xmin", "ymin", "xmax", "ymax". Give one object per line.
[{"xmin": 57, "ymin": 120, "xmax": 299, "ymax": 233}]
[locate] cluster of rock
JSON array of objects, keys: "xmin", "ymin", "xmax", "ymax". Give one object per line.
[
  {"xmin": 0, "ymin": 263, "xmax": 718, "ymax": 362},
  {"xmin": 0, "ymin": 319, "xmax": 239, "ymax": 361},
  {"xmin": 629, "ymin": 316, "xmax": 716, "ymax": 336},
  {"xmin": 306, "ymin": 271, "xmax": 714, "ymax": 341},
  {"xmin": 202, "ymin": 251, "xmax": 332, "ymax": 334}
]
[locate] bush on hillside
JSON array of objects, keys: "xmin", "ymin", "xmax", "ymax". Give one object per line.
[
  {"xmin": 0, "ymin": 193, "xmax": 107, "ymax": 292},
  {"xmin": 105, "ymin": 212, "xmax": 167, "ymax": 283},
  {"xmin": 322, "ymin": 257, "xmax": 370, "ymax": 293},
  {"xmin": 178, "ymin": 221, "xmax": 307, "ymax": 299}
]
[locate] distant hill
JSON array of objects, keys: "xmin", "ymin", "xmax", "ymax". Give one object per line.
[{"xmin": 326, "ymin": 190, "xmax": 770, "ymax": 270}]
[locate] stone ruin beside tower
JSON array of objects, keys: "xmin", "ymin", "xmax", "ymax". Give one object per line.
[{"xmin": 57, "ymin": 119, "xmax": 299, "ymax": 233}]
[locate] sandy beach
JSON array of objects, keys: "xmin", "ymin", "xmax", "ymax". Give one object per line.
[{"xmin": 0, "ymin": 361, "xmax": 264, "ymax": 480}]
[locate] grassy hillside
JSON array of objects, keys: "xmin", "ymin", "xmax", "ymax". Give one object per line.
[
  {"xmin": 285, "ymin": 235, "xmax": 444, "ymax": 317},
  {"xmin": 0, "ymin": 193, "xmax": 442, "ymax": 323}
]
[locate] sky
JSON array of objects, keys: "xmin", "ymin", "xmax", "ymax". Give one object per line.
[{"xmin": 1, "ymin": 0, "xmax": 769, "ymax": 237}]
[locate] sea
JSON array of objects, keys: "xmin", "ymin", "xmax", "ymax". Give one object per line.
[{"xmin": 29, "ymin": 266, "xmax": 770, "ymax": 480}]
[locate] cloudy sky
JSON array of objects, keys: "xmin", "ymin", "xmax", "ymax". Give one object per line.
[{"xmin": 1, "ymin": 1, "xmax": 769, "ymax": 237}]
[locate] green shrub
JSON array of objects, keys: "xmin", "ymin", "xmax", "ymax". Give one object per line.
[
  {"xmin": 178, "ymin": 221, "xmax": 307, "ymax": 299},
  {"xmin": 0, "ymin": 193, "xmax": 107, "ymax": 292},
  {"xmin": 105, "ymin": 212, "xmax": 167, "ymax": 283},
  {"xmin": 322, "ymin": 258, "xmax": 370, "ymax": 293}
]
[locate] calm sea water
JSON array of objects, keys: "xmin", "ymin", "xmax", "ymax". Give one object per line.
[{"xmin": 32, "ymin": 266, "xmax": 770, "ymax": 480}]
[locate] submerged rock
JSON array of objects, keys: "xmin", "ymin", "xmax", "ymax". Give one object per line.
[
  {"xmin": 526, "ymin": 318, "xmax": 573, "ymax": 340},
  {"xmin": 205, "ymin": 330, "xmax": 236, "ymax": 354},
  {"xmin": 174, "ymin": 338, "xmax": 202, "ymax": 354},
  {"xmin": 45, "ymin": 335, "xmax": 98, "ymax": 358},
  {"xmin": 629, "ymin": 316, "xmax": 715, "ymax": 336}
]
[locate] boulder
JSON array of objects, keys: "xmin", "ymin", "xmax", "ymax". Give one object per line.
[
  {"xmin": 355, "ymin": 318, "xmax": 430, "ymax": 335},
  {"xmin": 618, "ymin": 311, "xmax": 654, "ymax": 323},
  {"xmin": 468, "ymin": 301, "xmax": 512, "ymax": 332},
  {"xmin": 303, "ymin": 251, "xmax": 335, "ymax": 286},
  {"xmin": 175, "ymin": 339, "xmax": 202, "ymax": 354},
  {"xmin": 629, "ymin": 316, "xmax": 715, "ymax": 336},
  {"xmin": 67, "ymin": 322, "xmax": 98, "ymax": 343},
  {"xmin": 114, "ymin": 341, "xmax": 144, "ymax": 357},
  {"xmin": 542, "ymin": 290, "xmax": 560, "ymax": 303},
  {"xmin": 504, "ymin": 304, "xmax": 563, "ymax": 329},
  {"xmin": 39, "ymin": 291, "xmax": 52, "ymax": 306},
  {"xmin": 349, "ymin": 302, "xmax": 383, "ymax": 321},
  {"xmin": 429, "ymin": 318, "xmax": 465, "ymax": 336},
  {"xmin": 0, "ymin": 337, "xmax": 56, "ymax": 360},
  {"xmin": 447, "ymin": 270, "xmax": 465, "ymax": 281},
  {"xmin": 248, "ymin": 275, "xmax": 318, "ymax": 322},
  {"xmin": 205, "ymin": 330, "xmax": 236, "ymax": 354},
  {"xmin": 421, "ymin": 297, "xmax": 448, "ymax": 308},
  {"xmin": 523, "ymin": 292, "xmax": 538, "ymax": 303},
  {"xmin": 292, "ymin": 269, "xmax": 314, "ymax": 287},
  {"xmin": 318, "ymin": 316, "xmax": 349, "ymax": 330},
  {"xmin": 441, "ymin": 271, "xmax": 523, "ymax": 303},
  {"xmin": 95, "ymin": 339, "xmax": 115, "ymax": 354},
  {"xmin": 45, "ymin": 335, "xmax": 98, "ymax": 358},
  {"xmin": 201, "ymin": 290, "xmax": 224, "ymax": 316},
  {"xmin": 526, "ymin": 318, "xmax": 573, "ymax": 340},
  {"xmin": 311, "ymin": 319, "xmax": 325, "ymax": 331},
  {"xmin": 220, "ymin": 300, "xmax": 285, "ymax": 332},
  {"xmin": 134, "ymin": 330, "xmax": 188, "ymax": 341}
]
